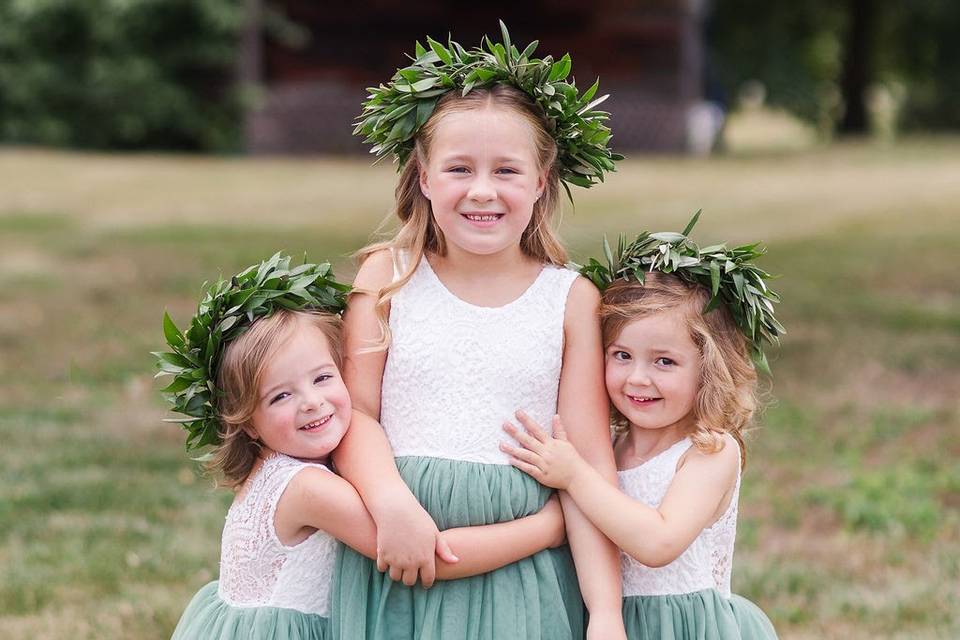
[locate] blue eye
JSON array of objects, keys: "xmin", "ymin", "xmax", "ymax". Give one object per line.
[
  {"xmin": 496, "ymin": 167, "xmax": 518, "ymax": 175},
  {"xmin": 655, "ymin": 357, "xmax": 675, "ymax": 366},
  {"xmin": 612, "ymin": 351, "xmax": 631, "ymax": 361},
  {"xmin": 448, "ymin": 166, "xmax": 469, "ymax": 173},
  {"xmin": 314, "ymin": 374, "xmax": 332, "ymax": 384},
  {"xmin": 269, "ymin": 391, "xmax": 289, "ymax": 405}
]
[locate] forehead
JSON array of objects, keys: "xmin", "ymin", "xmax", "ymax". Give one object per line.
[
  {"xmin": 262, "ymin": 320, "xmax": 334, "ymax": 370},
  {"xmin": 614, "ymin": 311, "xmax": 698, "ymax": 352},
  {"xmin": 429, "ymin": 107, "xmax": 538, "ymax": 160}
]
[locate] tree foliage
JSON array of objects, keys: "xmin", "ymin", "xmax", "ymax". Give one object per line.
[
  {"xmin": 0, "ymin": 0, "xmax": 244, "ymax": 150},
  {"xmin": 709, "ymin": 0, "xmax": 960, "ymax": 133}
]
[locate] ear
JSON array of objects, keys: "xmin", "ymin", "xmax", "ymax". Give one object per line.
[
  {"xmin": 241, "ymin": 424, "xmax": 259, "ymax": 441},
  {"xmin": 419, "ymin": 166, "xmax": 431, "ymax": 200},
  {"xmin": 535, "ymin": 170, "xmax": 547, "ymax": 200}
]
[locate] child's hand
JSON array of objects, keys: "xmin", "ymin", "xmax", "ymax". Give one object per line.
[
  {"xmin": 375, "ymin": 496, "xmax": 457, "ymax": 588},
  {"xmin": 539, "ymin": 493, "xmax": 567, "ymax": 548},
  {"xmin": 501, "ymin": 411, "xmax": 587, "ymax": 491}
]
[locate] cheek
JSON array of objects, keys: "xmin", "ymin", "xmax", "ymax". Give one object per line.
[{"xmin": 605, "ymin": 365, "xmax": 627, "ymax": 398}]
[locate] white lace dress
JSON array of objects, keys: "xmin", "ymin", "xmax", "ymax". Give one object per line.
[
  {"xmin": 332, "ymin": 254, "xmax": 584, "ymax": 640},
  {"xmin": 618, "ymin": 437, "xmax": 778, "ymax": 640},
  {"xmin": 171, "ymin": 454, "xmax": 337, "ymax": 640}
]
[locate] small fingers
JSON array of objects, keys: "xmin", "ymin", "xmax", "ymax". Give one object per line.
[
  {"xmin": 500, "ymin": 441, "xmax": 543, "ymax": 467},
  {"xmin": 419, "ymin": 557, "xmax": 437, "ymax": 589},
  {"xmin": 503, "ymin": 420, "xmax": 543, "ymax": 452},
  {"xmin": 509, "ymin": 456, "xmax": 544, "ymax": 481},
  {"xmin": 551, "ymin": 415, "xmax": 569, "ymax": 441},
  {"xmin": 401, "ymin": 567, "xmax": 418, "ymax": 587},
  {"xmin": 376, "ymin": 552, "xmax": 387, "ymax": 573},
  {"xmin": 515, "ymin": 410, "xmax": 550, "ymax": 443},
  {"xmin": 388, "ymin": 564, "xmax": 403, "ymax": 582}
]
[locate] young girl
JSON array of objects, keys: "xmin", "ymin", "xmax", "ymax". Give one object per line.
[
  {"xmin": 501, "ymin": 234, "xmax": 782, "ymax": 639},
  {"xmin": 330, "ymin": 27, "xmax": 627, "ymax": 640},
  {"xmin": 158, "ymin": 259, "xmax": 567, "ymax": 640}
]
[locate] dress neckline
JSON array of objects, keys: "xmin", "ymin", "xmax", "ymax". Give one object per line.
[
  {"xmin": 420, "ymin": 256, "xmax": 549, "ymax": 311},
  {"xmin": 616, "ymin": 437, "xmax": 691, "ymax": 475}
]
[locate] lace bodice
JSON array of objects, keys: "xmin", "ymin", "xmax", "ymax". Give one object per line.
[
  {"xmin": 380, "ymin": 254, "xmax": 579, "ymax": 464},
  {"xmin": 218, "ymin": 454, "xmax": 338, "ymax": 615},
  {"xmin": 618, "ymin": 437, "xmax": 740, "ymax": 598}
]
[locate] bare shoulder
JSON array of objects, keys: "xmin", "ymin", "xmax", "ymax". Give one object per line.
[
  {"xmin": 678, "ymin": 434, "xmax": 740, "ymax": 481},
  {"xmin": 563, "ymin": 274, "xmax": 601, "ymax": 330},
  {"xmin": 353, "ymin": 248, "xmax": 395, "ymax": 292},
  {"xmin": 285, "ymin": 464, "xmax": 350, "ymax": 506}
]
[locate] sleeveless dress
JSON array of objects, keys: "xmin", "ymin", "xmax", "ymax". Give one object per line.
[
  {"xmin": 331, "ymin": 255, "xmax": 585, "ymax": 640},
  {"xmin": 171, "ymin": 454, "xmax": 338, "ymax": 640},
  {"xmin": 618, "ymin": 438, "xmax": 778, "ymax": 640}
]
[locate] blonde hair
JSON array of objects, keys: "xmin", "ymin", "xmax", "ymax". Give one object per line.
[
  {"xmin": 600, "ymin": 273, "xmax": 758, "ymax": 466},
  {"xmin": 210, "ymin": 309, "xmax": 343, "ymax": 488},
  {"xmin": 357, "ymin": 84, "xmax": 568, "ymax": 349}
]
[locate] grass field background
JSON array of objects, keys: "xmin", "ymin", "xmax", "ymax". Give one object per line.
[{"xmin": 1, "ymin": 136, "xmax": 958, "ymax": 638}]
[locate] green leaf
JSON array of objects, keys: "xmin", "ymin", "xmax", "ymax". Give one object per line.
[
  {"xmin": 709, "ymin": 260, "xmax": 721, "ymax": 295},
  {"xmin": 602, "ymin": 235, "xmax": 614, "ymax": 271},
  {"xmin": 414, "ymin": 40, "xmax": 426, "ymax": 59},
  {"xmin": 548, "ymin": 53, "xmax": 572, "ymax": 81},
  {"xmin": 427, "ymin": 37, "xmax": 452, "ymax": 66},
  {"xmin": 154, "ymin": 351, "xmax": 194, "ymax": 369},
  {"xmin": 411, "ymin": 77, "xmax": 439, "ymax": 93},
  {"xmin": 520, "ymin": 40, "xmax": 539, "ymax": 60},
  {"xmin": 579, "ymin": 78, "xmax": 599, "ymax": 105},
  {"xmin": 162, "ymin": 311, "xmax": 183, "ymax": 349},
  {"xmin": 499, "ymin": 20, "xmax": 512, "ymax": 58},
  {"xmin": 681, "ymin": 209, "xmax": 702, "ymax": 236}
]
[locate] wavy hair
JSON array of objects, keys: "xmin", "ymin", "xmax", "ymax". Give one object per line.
[
  {"xmin": 210, "ymin": 309, "xmax": 343, "ymax": 488},
  {"xmin": 356, "ymin": 84, "xmax": 567, "ymax": 350},
  {"xmin": 600, "ymin": 273, "xmax": 758, "ymax": 467}
]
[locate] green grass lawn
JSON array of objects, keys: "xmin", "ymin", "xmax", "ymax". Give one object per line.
[{"xmin": 1, "ymin": 140, "xmax": 958, "ymax": 639}]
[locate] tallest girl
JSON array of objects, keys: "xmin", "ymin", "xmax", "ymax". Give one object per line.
[{"xmin": 331, "ymin": 24, "xmax": 626, "ymax": 639}]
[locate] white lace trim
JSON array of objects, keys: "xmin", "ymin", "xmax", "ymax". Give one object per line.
[
  {"xmin": 217, "ymin": 454, "xmax": 338, "ymax": 615},
  {"xmin": 618, "ymin": 437, "xmax": 739, "ymax": 598},
  {"xmin": 380, "ymin": 254, "xmax": 579, "ymax": 464}
]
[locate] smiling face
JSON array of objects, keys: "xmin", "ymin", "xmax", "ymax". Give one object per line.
[
  {"xmin": 248, "ymin": 317, "xmax": 352, "ymax": 462},
  {"xmin": 418, "ymin": 106, "xmax": 546, "ymax": 260},
  {"xmin": 605, "ymin": 311, "xmax": 702, "ymax": 436}
]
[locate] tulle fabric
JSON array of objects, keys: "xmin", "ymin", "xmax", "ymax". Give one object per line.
[
  {"xmin": 331, "ymin": 456, "xmax": 585, "ymax": 640},
  {"xmin": 622, "ymin": 589, "xmax": 778, "ymax": 640},
  {"xmin": 171, "ymin": 581, "xmax": 331, "ymax": 640}
]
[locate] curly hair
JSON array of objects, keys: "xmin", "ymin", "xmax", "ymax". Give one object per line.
[
  {"xmin": 600, "ymin": 272, "xmax": 758, "ymax": 466},
  {"xmin": 209, "ymin": 309, "xmax": 343, "ymax": 488}
]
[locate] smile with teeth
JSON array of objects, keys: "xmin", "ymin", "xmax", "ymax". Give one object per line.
[
  {"xmin": 299, "ymin": 414, "xmax": 334, "ymax": 431},
  {"xmin": 462, "ymin": 213, "xmax": 504, "ymax": 222},
  {"xmin": 628, "ymin": 395, "xmax": 661, "ymax": 404}
]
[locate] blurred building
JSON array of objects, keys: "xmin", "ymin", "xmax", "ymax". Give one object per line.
[{"xmin": 241, "ymin": 0, "xmax": 711, "ymax": 154}]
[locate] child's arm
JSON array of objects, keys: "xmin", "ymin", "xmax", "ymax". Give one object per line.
[
  {"xmin": 504, "ymin": 418, "xmax": 740, "ymax": 568},
  {"xmin": 553, "ymin": 278, "xmax": 626, "ymax": 640},
  {"xmin": 331, "ymin": 251, "xmax": 451, "ymax": 588},
  {"xmin": 276, "ymin": 468, "xmax": 566, "ymax": 580}
]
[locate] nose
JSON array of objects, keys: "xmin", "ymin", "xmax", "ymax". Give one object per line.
[
  {"xmin": 467, "ymin": 173, "xmax": 496, "ymax": 203},
  {"xmin": 626, "ymin": 364, "xmax": 652, "ymax": 387},
  {"xmin": 300, "ymin": 392, "xmax": 325, "ymax": 413}
]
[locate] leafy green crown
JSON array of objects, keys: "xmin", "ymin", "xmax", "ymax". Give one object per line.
[
  {"xmin": 153, "ymin": 253, "xmax": 351, "ymax": 451},
  {"xmin": 578, "ymin": 211, "xmax": 785, "ymax": 373},
  {"xmin": 353, "ymin": 20, "xmax": 624, "ymax": 199}
]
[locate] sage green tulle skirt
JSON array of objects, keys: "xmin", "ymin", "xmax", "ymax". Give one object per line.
[
  {"xmin": 622, "ymin": 589, "xmax": 777, "ymax": 640},
  {"xmin": 331, "ymin": 456, "xmax": 585, "ymax": 640},
  {"xmin": 171, "ymin": 581, "xmax": 331, "ymax": 640}
]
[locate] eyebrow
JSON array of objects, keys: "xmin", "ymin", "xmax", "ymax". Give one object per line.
[
  {"xmin": 440, "ymin": 154, "xmax": 529, "ymax": 164},
  {"xmin": 607, "ymin": 344, "xmax": 681, "ymax": 356},
  {"xmin": 259, "ymin": 363, "xmax": 336, "ymax": 401}
]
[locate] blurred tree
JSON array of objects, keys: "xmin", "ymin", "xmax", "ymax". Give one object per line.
[
  {"xmin": 709, "ymin": 0, "xmax": 960, "ymax": 136},
  {"xmin": 0, "ymin": 0, "xmax": 244, "ymax": 150}
]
